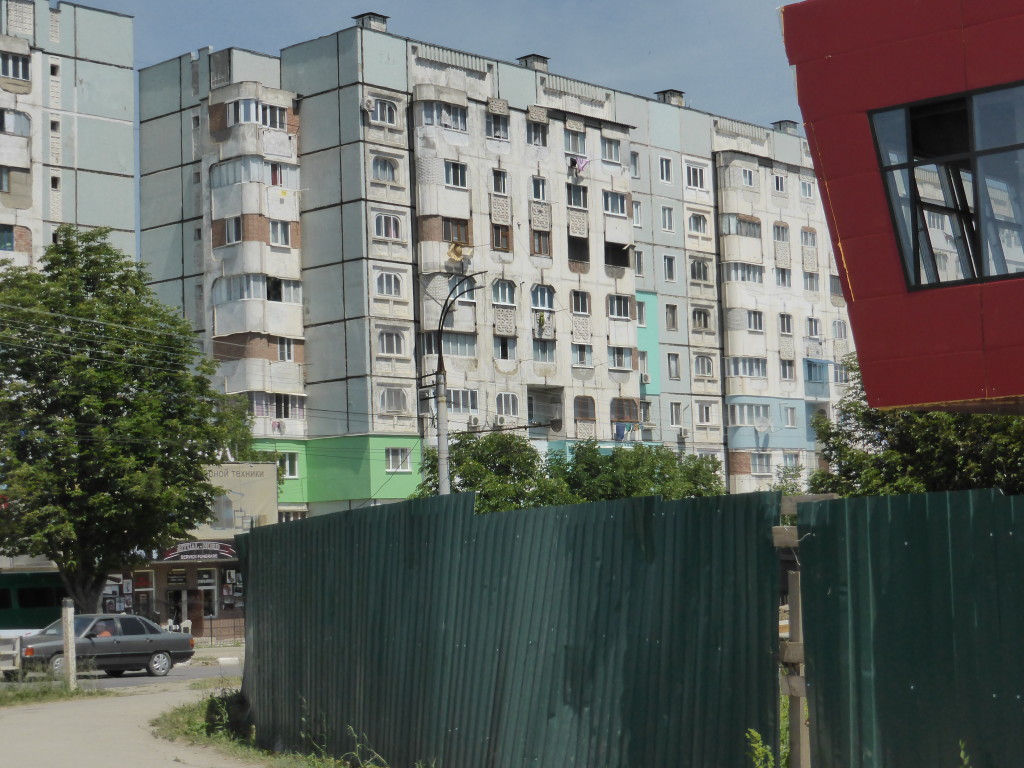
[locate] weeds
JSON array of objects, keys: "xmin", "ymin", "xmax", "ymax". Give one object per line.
[
  {"xmin": 0, "ymin": 670, "xmax": 106, "ymax": 708},
  {"xmin": 960, "ymin": 740, "xmax": 972, "ymax": 768},
  {"xmin": 746, "ymin": 728, "xmax": 775, "ymax": 768}
]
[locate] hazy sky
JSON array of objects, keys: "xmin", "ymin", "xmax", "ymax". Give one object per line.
[{"xmin": 76, "ymin": 0, "xmax": 801, "ymax": 128}]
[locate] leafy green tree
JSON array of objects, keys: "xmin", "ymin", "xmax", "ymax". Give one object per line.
[
  {"xmin": 809, "ymin": 356, "xmax": 1024, "ymax": 496},
  {"xmin": 0, "ymin": 226, "xmax": 256, "ymax": 612},
  {"xmin": 768, "ymin": 465, "xmax": 805, "ymax": 496}
]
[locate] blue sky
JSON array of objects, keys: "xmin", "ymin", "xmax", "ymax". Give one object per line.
[{"xmin": 78, "ymin": 0, "xmax": 800, "ymax": 128}]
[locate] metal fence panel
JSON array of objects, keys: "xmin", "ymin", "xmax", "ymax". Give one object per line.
[
  {"xmin": 238, "ymin": 492, "xmax": 779, "ymax": 768},
  {"xmin": 799, "ymin": 489, "xmax": 1024, "ymax": 768}
]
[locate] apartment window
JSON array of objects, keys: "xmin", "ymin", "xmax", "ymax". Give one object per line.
[
  {"xmin": 496, "ymin": 392, "xmax": 520, "ymax": 416},
  {"xmin": 608, "ymin": 347, "xmax": 633, "ymax": 370},
  {"xmin": 601, "ymin": 137, "xmax": 620, "ymax": 163},
  {"xmin": 566, "ymin": 183, "xmax": 588, "ymax": 209},
  {"xmin": 568, "ymin": 395, "xmax": 595, "ymax": 422},
  {"xmin": 50, "ymin": 176, "xmax": 60, "ymax": 191},
  {"xmin": 634, "ymin": 249, "xmax": 644, "ymax": 275},
  {"xmin": 262, "ymin": 105, "xmax": 287, "ymax": 129},
  {"xmin": 423, "ymin": 331, "xmax": 477, "ymax": 357},
  {"xmin": 375, "ymin": 213, "xmax": 401, "ymax": 240},
  {"xmin": 1, "ymin": 53, "xmax": 29, "ymax": 80},
  {"xmin": 483, "ymin": 223, "xmax": 508, "ymax": 252},
  {"xmin": 806, "ymin": 317, "xmax": 822, "ymax": 337},
  {"xmin": 372, "ymin": 156, "xmax": 397, "ymax": 182},
  {"xmin": 781, "ymin": 359, "xmax": 796, "ymax": 381},
  {"xmin": 277, "ymin": 453, "xmax": 299, "ymax": 478},
  {"xmin": 564, "ymin": 129, "xmax": 587, "ymax": 155},
  {"xmin": 531, "ymin": 176, "xmax": 547, "ymax": 200},
  {"xmin": 533, "ymin": 339, "xmax": 556, "ymax": 363},
  {"xmin": 228, "ymin": 99, "xmax": 258, "ymax": 125},
  {"xmin": 691, "ymin": 259, "xmax": 710, "ymax": 282},
  {"xmin": 741, "ymin": 167, "xmax": 755, "ymax": 187},
  {"xmin": 632, "ymin": 200, "xmax": 642, "ymax": 226},
  {"xmin": 751, "ymin": 453, "xmax": 772, "ymax": 475},
  {"xmin": 448, "ymin": 388, "xmax": 479, "ymax": 414},
  {"xmin": 804, "ymin": 272, "xmax": 820, "ymax": 291},
  {"xmin": 747, "ymin": 310, "xmax": 764, "ymax": 331},
  {"xmin": 801, "ymin": 229, "xmax": 818, "ymax": 248},
  {"xmin": 567, "ymin": 235, "xmax": 589, "ymax": 263},
  {"xmin": 444, "ymin": 161, "xmax": 468, "ymax": 188},
  {"xmin": 269, "ymin": 220, "xmax": 290, "ymax": 247},
  {"xmin": 277, "ymin": 337, "xmax": 295, "ymax": 362},
  {"xmin": 721, "ymin": 214, "xmax": 762, "ymax": 238},
  {"xmin": 800, "ymin": 179, "xmax": 815, "ymax": 199},
  {"xmin": 692, "ymin": 308, "xmax": 711, "ymax": 330},
  {"xmin": 636, "ymin": 301, "xmax": 646, "ymax": 326},
  {"xmin": 526, "ymin": 122, "xmax": 548, "ymax": 146},
  {"xmin": 661, "ymin": 206, "xmax": 675, "ymax": 232},
  {"xmin": 385, "ymin": 447, "xmax": 411, "ymax": 473},
  {"xmin": 370, "ymin": 99, "xmax": 397, "ymax": 125},
  {"xmin": 608, "ymin": 294, "xmax": 631, "ymax": 319},
  {"xmin": 725, "ymin": 263, "xmax": 764, "ymax": 283},
  {"xmin": 448, "ymin": 274, "xmax": 477, "ymax": 304},
  {"xmin": 783, "ymin": 452, "xmax": 801, "ymax": 470},
  {"xmin": 50, "ymin": 119, "xmax": 59, "ymax": 133},
  {"xmin": 376, "ymin": 271, "xmax": 402, "ymax": 297},
  {"xmin": 670, "ymin": 402, "xmax": 683, "ymax": 426},
  {"xmin": 659, "ymin": 157, "xmax": 672, "ymax": 182},
  {"xmin": 492, "ymin": 280, "xmax": 516, "ymax": 306},
  {"xmin": 422, "ymin": 102, "xmax": 467, "ymax": 131},
  {"xmin": 493, "ymin": 335, "xmax": 517, "ymax": 360},
  {"xmin": 773, "ymin": 223, "xmax": 790, "ymax": 243},
  {"xmin": 773, "ymin": 173, "xmax": 787, "ymax": 193},
  {"xmin": 492, "ymin": 169, "xmax": 508, "ymax": 195},
  {"xmin": 666, "ymin": 304, "xmax": 679, "ymax": 330},
  {"xmin": 603, "ymin": 190, "xmax": 626, "ymax": 216},
  {"xmin": 694, "ymin": 355, "xmax": 713, "ymax": 377},
  {"xmin": 380, "ymin": 388, "xmax": 408, "ymax": 414},
  {"xmin": 776, "ymin": 268, "xmax": 792, "ymax": 287},
  {"xmin": 273, "ymin": 393, "xmax": 305, "ymax": 419},
  {"xmin": 728, "ymin": 403, "xmax": 770, "ymax": 426},
  {"xmin": 0, "ymin": 166, "xmax": 8, "ymax": 193},
  {"xmin": 805, "ymin": 360, "xmax": 828, "ymax": 383},
  {"xmin": 834, "ymin": 364, "xmax": 851, "ymax": 384},
  {"xmin": 785, "ymin": 407, "xmax": 798, "ymax": 427},
  {"xmin": 686, "ymin": 163, "xmax": 706, "ymax": 189},
  {"xmin": 442, "ymin": 218, "xmax": 469, "ymax": 244},
  {"xmin": 629, "ymin": 151, "xmax": 640, "ymax": 178},
  {"xmin": 830, "ymin": 275, "xmax": 844, "ymax": 296},
  {"xmin": 531, "ymin": 284, "xmax": 555, "ymax": 309},
  {"xmin": 0, "ymin": 109, "xmax": 29, "ymax": 136},
  {"xmin": 667, "ymin": 352, "xmax": 681, "ymax": 379},
  {"xmin": 779, "ymin": 313, "xmax": 793, "ymax": 335},
  {"xmin": 571, "ymin": 291, "xmax": 590, "ymax": 315},
  {"xmin": 194, "ymin": 226, "xmax": 202, "ymax": 242},
  {"xmin": 638, "ymin": 350, "xmax": 649, "ymax": 374},
  {"xmin": 688, "ymin": 213, "xmax": 708, "ymax": 234},
  {"xmin": 0, "ymin": 223, "xmax": 13, "ymax": 251},
  {"xmin": 486, "ymin": 113, "xmax": 509, "ymax": 140},
  {"xmin": 225, "ymin": 217, "xmax": 242, "ymax": 244},
  {"xmin": 696, "ymin": 401, "xmax": 714, "ymax": 426},
  {"xmin": 571, "ymin": 343, "xmax": 593, "ymax": 367},
  {"xmin": 531, "ymin": 230, "xmax": 550, "ymax": 256},
  {"xmin": 728, "ymin": 357, "xmax": 768, "ymax": 377},
  {"xmin": 664, "ymin": 254, "xmax": 677, "ymax": 281},
  {"xmin": 833, "ymin": 320, "xmax": 849, "ymax": 339},
  {"xmin": 378, "ymin": 330, "xmax": 406, "ymax": 356}
]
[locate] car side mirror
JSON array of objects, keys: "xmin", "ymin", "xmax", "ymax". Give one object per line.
[{"xmin": 85, "ymin": 632, "xmax": 97, "ymax": 639}]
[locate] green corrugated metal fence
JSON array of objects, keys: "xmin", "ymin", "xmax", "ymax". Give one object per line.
[
  {"xmin": 799, "ymin": 489, "xmax": 1024, "ymax": 768},
  {"xmin": 238, "ymin": 492, "xmax": 780, "ymax": 768}
]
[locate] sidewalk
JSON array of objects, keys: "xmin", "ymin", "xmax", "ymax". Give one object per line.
[{"xmin": 188, "ymin": 643, "xmax": 245, "ymax": 668}]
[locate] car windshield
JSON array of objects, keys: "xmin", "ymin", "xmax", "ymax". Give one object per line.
[{"xmin": 38, "ymin": 617, "xmax": 102, "ymax": 637}]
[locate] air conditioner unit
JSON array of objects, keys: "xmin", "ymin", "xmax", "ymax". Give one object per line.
[
  {"xmin": 468, "ymin": 416, "xmax": 480, "ymax": 427},
  {"xmin": 495, "ymin": 416, "xmax": 507, "ymax": 426},
  {"xmin": 362, "ymin": 96, "xmax": 375, "ymax": 112},
  {"xmin": 640, "ymin": 373, "xmax": 651, "ymax": 384}
]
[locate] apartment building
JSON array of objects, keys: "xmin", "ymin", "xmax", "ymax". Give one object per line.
[
  {"xmin": 0, "ymin": 0, "xmax": 134, "ymax": 264},
  {"xmin": 140, "ymin": 13, "xmax": 853, "ymax": 512}
]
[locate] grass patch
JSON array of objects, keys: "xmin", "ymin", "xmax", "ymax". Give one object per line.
[
  {"xmin": 189, "ymin": 675, "xmax": 242, "ymax": 691},
  {"xmin": 0, "ymin": 676, "xmax": 107, "ymax": 708}
]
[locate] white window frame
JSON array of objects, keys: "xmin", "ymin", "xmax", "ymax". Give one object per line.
[
  {"xmin": 694, "ymin": 355, "xmax": 714, "ymax": 377},
  {"xmin": 376, "ymin": 271, "xmax": 402, "ymax": 297},
  {"xmin": 526, "ymin": 122, "xmax": 548, "ymax": 146},
  {"xmin": 444, "ymin": 160, "xmax": 468, "ymax": 188},
  {"xmin": 496, "ymin": 392, "xmax": 520, "ymax": 416},
  {"xmin": 486, "ymin": 113, "xmax": 509, "ymax": 140},
  {"xmin": 370, "ymin": 98, "xmax": 398, "ymax": 126},
  {"xmin": 629, "ymin": 151, "xmax": 640, "ymax": 178},
  {"xmin": 661, "ymin": 206, "xmax": 674, "ymax": 232},
  {"xmin": 659, "ymin": 157, "xmax": 672, "ymax": 183},
  {"xmin": 667, "ymin": 352, "xmax": 681, "ymax": 380},
  {"xmin": 379, "ymin": 387, "xmax": 408, "ymax": 414},
  {"xmin": 270, "ymin": 220, "xmax": 290, "ymax": 247},
  {"xmin": 601, "ymin": 137, "xmax": 620, "ymax": 163},
  {"xmin": 773, "ymin": 173, "xmax": 787, "ymax": 193},
  {"xmin": 492, "ymin": 280, "xmax": 516, "ymax": 306},
  {"xmin": 566, "ymin": 183, "xmax": 588, "ymax": 209},
  {"xmin": 608, "ymin": 294, "xmax": 631, "ymax": 319},
  {"xmin": 372, "ymin": 156, "xmax": 397, "ymax": 183},
  {"xmin": 741, "ymin": 167, "xmax": 755, "ymax": 187},
  {"xmin": 385, "ymin": 447, "xmax": 411, "ymax": 473},
  {"xmin": 571, "ymin": 290, "xmax": 590, "ymax": 315},
  {"xmin": 608, "ymin": 346, "xmax": 633, "ymax": 370},
  {"xmin": 603, "ymin": 190, "xmax": 626, "ymax": 216},
  {"xmin": 800, "ymin": 178, "xmax": 815, "ymax": 199},
  {"xmin": 632, "ymin": 200, "xmax": 642, "ymax": 226},
  {"xmin": 225, "ymin": 217, "xmax": 242, "ymax": 245},
  {"xmin": 564, "ymin": 129, "xmax": 587, "ymax": 155},
  {"xmin": 374, "ymin": 213, "xmax": 402, "ymax": 240},
  {"xmin": 670, "ymin": 402, "xmax": 683, "ymax": 427},
  {"xmin": 531, "ymin": 176, "xmax": 547, "ymax": 201},
  {"xmin": 278, "ymin": 452, "xmax": 299, "ymax": 478},
  {"xmin": 747, "ymin": 310, "xmax": 764, "ymax": 332},
  {"xmin": 685, "ymin": 163, "xmax": 706, "ymax": 190},
  {"xmin": 277, "ymin": 337, "xmax": 295, "ymax": 362},
  {"xmin": 571, "ymin": 343, "xmax": 593, "ymax": 367},
  {"xmin": 688, "ymin": 213, "xmax": 708, "ymax": 234},
  {"xmin": 492, "ymin": 169, "xmax": 508, "ymax": 195},
  {"xmin": 423, "ymin": 102, "xmax": 467, "ymax": 131},
  {"xmin": 664, "ymin": 254, "xmax": 677, "ymax": 281},
  {"xmin": 781, "ymin": 359, "xmax": 796, "ymax": 381},
  {"xmin": 776, "ymin": 268, "xmax": 792, "ymax": 287},
  {"xmin": 378, "ymin": 330, "xmax": 406, "ymax": 357},
  {"xmin": 779, "ymin": 313, "xmax": 793, "ymax": 335},
  {"xmin": 751, "ymin": 453, "xmax": 772, "ymax": 475}
]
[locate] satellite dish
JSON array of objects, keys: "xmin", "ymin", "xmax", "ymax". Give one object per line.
[{"xmin": 753, "ymin": 417, "xmax": 772, "ymax": 433}]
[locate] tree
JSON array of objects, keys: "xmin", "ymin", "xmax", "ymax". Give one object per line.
[
  {"xmin": 0, "ymin": 227, "xmax": 256, "ymax": 612},
  {"xmin": 768, "ymin": 465, "xmax": 805, "ymax": 496},
  {"xmin": 809, "ymin": 356, "xmax": 1024, "ymax": 496}
]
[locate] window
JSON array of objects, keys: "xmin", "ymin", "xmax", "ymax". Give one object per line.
[
  {"xmin": 370, "ymin": 98, "xmax": 397, "ymax": 125},
  {"xmin": 442, "ymin": 218, "xmax": 469, "ymax": 244},
  {"xmin": 603, "ymin": 190, "xmax": 626, "ymax": 216},
  {"xmin": 486, "ymin": 113, "xmax": 509, "ymax": 140},
  {"xmin": 785, "ymin": 407, "xmax": 797, "ymax": 427},
  {"xmin": 773, "ymin": 173, "xmax": 787, "ymax": 193},
  {"xmin": 803, "ymin": 271, "xmax": 820, "ymax": 291},
  {"xmin": 1, "ymin": 53, "xmax": 29, "ymax": 80},
  {"xmin": 634, "ymin": 249, "xmax": 645, "ymax": 275},
  {"xmin": 385, "ymin": 447, "xmax": 411, "ymax": 473},
  {"xmin": 375, "ymin": 213, "xmax": 401, "ymax": 240},
  {"xmin": 779, "ymin": 313, "xmax": 793, "ymax": 335},
  {"xmin": 444, "ymin": 161, "xmax": 468, "ymax": 188},
  {"xmin": 575, "ymin": 396, "xmax": 596, "ymax": 421},
  {"xmin": 601, "ymin": 137, "xmax": 620, "ymax": 163},
  {"xmin": 630, "ymin": 151, "xmax": 640, "ymax": 177},
  {"xmin": 496, "ymin": 392, "xmax": 519, "ymax": 416},
  {"xmin": 492, "ymin": 169, "xmax": 508, "ymax": 195},
  {"xmin": 0, "ymin": 224, "xmax": 13, "ymax": 251},
  {"xmin": 632, "ymin": 200, "xmax": 642, "ymax": 226},
  {"xmin": 526, "ymin": 122, "xmax": 548, "ymax": 146},
  {"xmin": 721, "ymin": 215, "xmax": 762, "ymax": 239},
  {"xmin": 725, "ymin": 263, "xmax": 764, "ymax": 283},
  {"xmin": 492, "ymin": 280, "xmax": 516, "ymax": 305},
  {"xmin": 568, "ymin": 235, "xmax": 589, "ymax": 263},
  {"xmin": 533, "ymin": 339, "xmax": 556, "ymax": 362},
  {"xmin": 800, "ymin": 179, "xmax": 815, "ymax": 199},
  {"xmin": 488, "ymin": 223, "xmax": 510, "ymax": 252},
  {"xmin": 659, "ymin": 157, "xmax": 672, "ymax": 182},
  {"xmin": 692, "ymin": 308, "xmax": 711, "ymax": 330},
  {"xmin": 531, "ymin": 230, "xmax": 550, "ymax": 256},
  {"xmin": 638, "ymin": 350, "xmax": 648, "ymax": 373},
  {"xmin": 531, "ymin": 176, "xmax": 547, "ymax": 200},
  {"xmin": 50, "ymin": 175, "xmax": 60, "ymax": 191},
  {"xmin": 0, "ymin": 166, "xmax": 8, "ymax": 193},
  {"xmin": 270, "ymin": 220, "xmax": 290, "ymax": 247},
  {"xmin": 664, "ymin": 254, "xmax": 677, "ymax": 281},
  {"xmin": 776, "ymin": 268, "xmax": 792, "ymax": 287},
  {"xmin": 636, "ymin": 301, "xmax": 646, "ymax": 326},
  {"xmin": 801, "ymin": 229, "xmax": 818, "ymax": 248},
  {"xmin": 666, "ymin": 304, "xmax": 679, "ymax": 330},
  {"xmin": 610, "ymin": 398, "xmax": 639, "ymax": 422},
  {"xmin": 806, "ymin": 317, "xmax": 822, "ymax": 337},
  {"xmin": 0, "ymin": 109, "xmax": 29, "ymax": 136},
  {"xmin": 805, "ymin": 360, "xmax": 828, "ymax": 383},
  {"xmin": 571, "ymin": 290, "xmax": 590, "ymax": 314},
  {"xmin": 608, "ymin": 294, "xmax": 631, "ymax": 319},
  {"xmin": 566, "ymin": 183, "xmax": 588, "ymax": 208},
  {"xmin": 751, "ymin": 453, "xmax": 771, "ymax": 475},
  {"xmin": 639, "ymin": 400, "xmax": 652, "ymax": 422},
  {"xmin": 262, "ymin": 105, "xmax": 286, "ymax": 129},
  {"xmin": 448, "ymin": 274, "xmax": 477, "ymax": 303},
  {"xmin": 773, "ymin": 223, "xmax": 790, "ymax": 243},
  {"xmin": 686, "ymin": 163, "xmax": 706, "ymax": 189},
  {"xmin": 608, "ymin": 346, "xmax": 633, "ymax": 370},
  {"xmin": 661, "ymin": 206, "xmax": 675, "ymax": 231},
  {"xmin": 571, "ymin": 343, "xmax": 593, "ymax": 367},
  {"xmin": 741, "ymin": 167, "xmax": 755, "ymax": 187},
  {"xmin": 696, "ymin": 401, "xmax": 714, "ymax": 425},
  {"xmin": 688, "ymin": 213, "xmax": 708, "ymax": 234},
  {"xmin": 831, "ymin": 275, "xmax": 844, "ymax": 296},
  {"xmin": 531, "ymin": 284, "xmax": 554, "ymax": 309},
  {"xmin": 728, "ymin": 357, "xmax": 768, "ymax": 377},
  {"xmin": 424, "ymin": 331, "xmax": 478, "ymax": 357},
  {"xmin": 225, "ymin": 217, "xmax": 242, "ymax": 244},
  {"xmin": 728, "ymin": 403, "xmax": 770, "ymax": 425},
  {"xmin": 781, "ymin": 359, "xmax": 796, "ymax": 380},
  {"xmin": 278, "ymin": 453, "xmax": 299, "ymax": 478},
  {"xmin": 564, "ymin": 129, "xmax": 587, "ymax": 155},
  {"xmin": 376, "ymin": 271, "xmax": 402, "ymax": 297},
  {"xmin": 747, "ymin": 310, "xmax": 764, "ymax": 331},
  {"xmin": 277, "ymin": 337, "xmax": 295, "ymax": 361},
  {"xmin": 372, "ymin": 156, "xmax": 397, "ymax": 182},
  {"xmin": 378, "ymin": 330, "xmax": 406, "ymax": 356},
  {"xmin": 670, "ymin": 402, "xmax": 683, "ymax": 426},
  {"xmin": 694, "ymin": 355, "xmax": 714, "ymax": 377},
  {"xmin": 271, "ymin": 393, "xmax": 305, "ymax": 419},
  {"xmin": 667, "ymin": 353, "xmax": 681, "ymax": 379},
  {"xmin": 422, "ymin": 102, "xmax": 467, "ymax": 131},
  {"xmin": 379, "ymin": 388, "xmax": 408, "ymax": 413},
  {"xmin": 691, "ymin": 260, "xmax": 710, "ymax": 282},
  {"xmin": 448, "ymin": 389, "xmax": 479, "ymax": 414},
  {"xmin": 833, "ymin": 320, "xmax": 849, "ymax": 339},
  {"xmin": 784, "ymin": 452, "xmax": 801, "ymax": 469}
]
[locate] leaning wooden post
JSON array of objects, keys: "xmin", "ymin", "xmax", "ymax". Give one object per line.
[{"xmin": 60, "ymin": 598, "xmax": 77, "ymax": 690}]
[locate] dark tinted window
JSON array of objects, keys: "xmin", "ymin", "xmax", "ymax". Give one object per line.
[
  {"xmin": 140, "ymin": 617, "xmax": 164, "ymax": 635},
  {"xmin": 0, "ymin": 589, "xmax": 11, "ymax": 610},
  {"xmin": 17, "ymin": 587, "xmax": 60, "ymax": 609},
  {"xmin": 119, "ymin": 617, "xmax": 147, "ymax": 635}
]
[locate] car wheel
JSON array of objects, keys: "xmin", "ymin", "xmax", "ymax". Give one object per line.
[
  {"xmin": 49, "ymin": 654, "xmax": 64, "ymax": 676},
  {"xmin": 146, "ymin": 651, "xmax": 172, "ymax": 677},
  {"xmin": 104, "ymin": 669, "xmax": 125, "ymax": 678}
]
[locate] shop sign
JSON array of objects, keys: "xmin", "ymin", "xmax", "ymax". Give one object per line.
[
  {"xmin": 167, "ymin": 569, "xmax": 188, "ymax": 587},
  {"xmin": 197, "ymin": 568, "xmax": 216, "ymax": 587},
  {"xmin": 162, "ymin": 541, "xmax": 236, "ymax": 561}
]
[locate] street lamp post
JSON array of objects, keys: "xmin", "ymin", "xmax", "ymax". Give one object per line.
[{"xmin": 434, "ymin": 271, "xmax": 484, "ymax": 495}]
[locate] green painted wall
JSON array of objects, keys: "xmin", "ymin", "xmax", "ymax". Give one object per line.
[{"xmin": 637, "ymin": 290, "xmax": 661, "ymax": 394}]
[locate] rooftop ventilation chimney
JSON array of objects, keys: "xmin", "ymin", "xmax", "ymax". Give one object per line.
[
  {"xmin": 772, "ymin": 119, "xmax": 799, "ymax": 135},
  {"xmin": 352, "ymin": 12, "xmax": 389, "ymax": 32},
  {"xmin": 517, "ymin": 54, "xmax": 549, "ymax": 72},
  {"xmin": 655, "ymin": 89, "xmax": 686, "ymax": 107}
]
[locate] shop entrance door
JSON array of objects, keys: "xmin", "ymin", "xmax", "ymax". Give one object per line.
[{"xmin": 165, "ymin": 589, "xmax": 204, "ymax": 635}]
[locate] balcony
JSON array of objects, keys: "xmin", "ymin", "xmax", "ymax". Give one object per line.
[
  {"xmin": 213, "ymin": 299, "xmax": 303, "ymax": 338},
  {"xmin": 218, "ymin": 241, "xmax": 301, "ymax": 280},
  {"xmin": 219, "ymin": 358, "xmax": 303, "ymax": 396}
]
